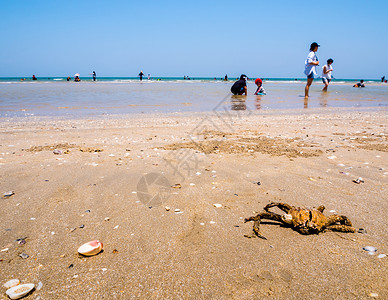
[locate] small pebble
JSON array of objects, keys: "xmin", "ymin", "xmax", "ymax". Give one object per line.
[
  {"xmin": 363, "ymin": 246, "xmax": 377, "ymax": 252},
  {"xmin": 369, "ymin": 293, "xmax": 378, "ymax": 298},
  {"xmin": 36, "ymin": 282, "xmax": 43, "ymax": 291},
  {"xmin": 19, "ymin": 253, "xmax": 29, "ymax": 259},
  {"xmin": 164, "ymin": 206, "xmax": 170, "ymax": 211}
]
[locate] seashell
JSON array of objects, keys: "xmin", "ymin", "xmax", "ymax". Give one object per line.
[
  {"xmin": 3, "ymin": 191, "xmax": 15, "ymax": 197},
  {"xmin": 3, "ymin": 279, "xmax": 20, "ymax": 289},
  {"xmin": 6, "ymin": 283, "xmax": 35, "ymax": 300},
  {"xmin": 77, "ymin": 240, "xmax": 103, "ymax": 256},
  {"xmin": 363, "ymin": 246, "xmax": 377, "ymax": 252},
  {"xmin": 213, "ymin": 204, "xmax": 222, "ymax": 208},
  {"xmin": 164, "ymin": 206, "xmax": 170, "ymax": 211},
  {"xmin": 36, "ymin": 281, "xmax": 43, "ymax": 291},
  {"xmin": 377, "ymin": 254, "xmax": 386, "ymax": 259}
]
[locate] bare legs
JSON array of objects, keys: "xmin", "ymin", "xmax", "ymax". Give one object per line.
[
  {"xmin": 322, "ymin": 80, "xmax": 329, "ymax": 92},
  {"xmin": 305, "ymin": 78, "xmax": 314, "ymax": 98}
]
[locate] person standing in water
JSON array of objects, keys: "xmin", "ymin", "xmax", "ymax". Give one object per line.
[
  {"xmin": 304, "ymin": 42, "xmax": 320, "ymax": 98},
  {"xmin": 92, "ymin": 71, "xmax": 96, "ymax": 81},
  {"xmin": 32, "ymin": 75, "xmax": 37, "ymax": 80},
  {"xmin": 138, "ymin": 71, "xmax": 144, "ymax": 81},
  {"xmin": 321, "ymin": 58, "xmax": 334, "ymax": 92}
]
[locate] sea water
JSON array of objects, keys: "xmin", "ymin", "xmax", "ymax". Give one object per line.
[{"xmin": 0, "ymin": 79, "xmax": 387, "ymax": 117}]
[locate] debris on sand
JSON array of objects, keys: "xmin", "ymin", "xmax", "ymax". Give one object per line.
[
  {"xmin": 5, "ymin": 283, "xmax": 35, "ymax": 300},
  {"xmin": 353, "ymin": 177, "xmax": 364, "ymax": 184},
  {"xmin": 78, "ymin": 240, "xmax": 103, "ymax": 256}
]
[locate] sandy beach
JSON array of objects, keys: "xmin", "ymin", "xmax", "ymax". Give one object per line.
[{"xmin": 0, "ymin": 107, "xmax": 387, "ymax": 299}]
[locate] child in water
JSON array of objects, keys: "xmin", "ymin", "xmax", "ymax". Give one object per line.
[{"xmin": 254, "ymin": 78, "xmax": 266, "ymax": 95}]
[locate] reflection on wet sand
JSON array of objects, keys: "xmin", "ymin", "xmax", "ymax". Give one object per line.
[
  {"xmin": 231, "ymin": 95, "xmax": 247, "ymax": 111},
  {"xmin": 255, "ymin": 95, "xmax": 262, "ymax": 110},
  {"xmin": 304, "ymin": 97, "xmax": 308, "ymax": 109},
  {"xmin": 318, "ymin": 92, "xmax": 329, "ymax": 107}
]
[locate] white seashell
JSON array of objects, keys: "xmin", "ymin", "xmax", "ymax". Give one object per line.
[
  {"xmin": 368, "ymin": 251, "xmax": 376, "ymax": 256},
  {"xmin": 6, "ymin": 283, "xmax": 35, "ymax": 300},
  {"xmin": 213, "ymin": 204, "xmax": 222, "ymax": 208},
  {"xmin": 164, "ymin": 206, "xmax": 170, "ymax": 211},
  {"xmin": 36, "ymin": 281, "xmax": 43, "ymax": 291},
  {"xmin": 195, "ymin": 172, "xmax": 201, "ymax": 175},
  {"xmin": 327, "ymin": 155, "xmax": 337, "ymax": 159},
  {"xmin": 209, "ymin": 221, "xmax": 216, "ymax": 224},
  {"xmin": 377, "ymin": 254, "xmax": 386, "ymax": 259},
  {"xmin": 78, "ymin": 240, "xmax": 103, "ymax": 256},
  {"xmin": 3, "ymin": 279, "xmax": 20, "ymax": 289},
  {"xmin": 363, "ymin": 246, "xmax": 377, "ymax": 252},
  {"xmin": 174, "ymin": 209, "xmax": 180, "ymax": 212}
]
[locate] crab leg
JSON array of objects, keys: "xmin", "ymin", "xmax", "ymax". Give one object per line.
[
  {"xmin": 244, "ymin": 212, "xmax": 283, "ymax": 239},
  {"xmin": 327, "ymin": 215, "xmax": 353, "ymax": 227},
  {"xmin": 326, "ymin": 225, "xmax": 356, "ymax": 233},
  {"xmin": 263, "ymin": 202, "xmax": 293, "ymax": 213},
  {"xmin": 326, "ymin": 215, "xmax": 355, "ymax": 232}
]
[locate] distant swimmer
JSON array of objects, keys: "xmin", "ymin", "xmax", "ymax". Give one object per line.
[
  {"xmin": 382, "ymin": 76, "xmax": 385, "ymax": 82},
  {"xmin": 90, "ymin": 71, "xmax": 96, "ymax": 81},
  {"xmin": 32, "ymin": 75, "xmax": 37, "ymax": 80},
  {"xmin": 322, "ymin": 58, "xmax": 334, "ymax": 92},
  {"xmin": 67, "ymin": 76, "xmax": 71, "ymax": 81},
  {"xmin": 224, "ymin": 74, "xmax": 228, "ymax": 81},
  {"xmin": 254, "ymin": 78, "xmax": 266, "ymax": 95},
  {"xmin": 353, "ymin": 80, "xmax": 365, "ymax": 88},
  {"xmin": 138, "ymin": 71, "xmax": 144, "ymax": 81},
  {"xmin": 147, "ymin": 74, "xmax": 150, "ymax": 80},
  {"xmin": 304, "ymin": 42, "xmax": 320, "ymax": 98},
  {"xmin": 231, "ymin": 74, "xmax": 248, "ymax": 95},
  {"xmin": 74, "ymin": 73, "xmax": 80, "ymax": 82}
]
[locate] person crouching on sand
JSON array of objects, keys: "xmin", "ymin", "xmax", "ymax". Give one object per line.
[
  {"xmin": 231, "ymin": 74, "xmax": 248, "ymax": 95},
  {"xmin": 322, "ymin": 58, "xmax": 334, "ymax": 92},
  {"xmin": 254, "ymin": 78, "xmax": 266, "ymax": 95},
  {"xmin": 304, "ymin": 42, "xmax": 320, "ymax": 98}
]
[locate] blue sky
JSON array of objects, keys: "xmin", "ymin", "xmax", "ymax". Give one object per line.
[{"xmin": 1, "ymin": 0, "xmax": 387, "ymax": 79}]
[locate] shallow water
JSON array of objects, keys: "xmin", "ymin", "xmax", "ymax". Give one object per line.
[{"xmin": 0, "ymin": 81, "xmax": 387, "ymax": 117}]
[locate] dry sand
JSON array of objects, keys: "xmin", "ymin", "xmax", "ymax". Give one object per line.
[{"xmin": 0, "ymin": 108, "xmax": 387, "ymax": 299}]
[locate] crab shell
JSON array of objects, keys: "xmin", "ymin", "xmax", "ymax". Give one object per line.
[{"xmin": 282, "ymin": 208, "xmax": 327, "ymax": 234}]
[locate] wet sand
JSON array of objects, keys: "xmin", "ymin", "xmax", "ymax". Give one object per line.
[{"xmin": 0, "ymin": 108, "xmax": 387, "ymax": 299}]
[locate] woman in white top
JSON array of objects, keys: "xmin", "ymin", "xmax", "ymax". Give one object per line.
[
  {"xmin": 322, "ymin": 58, "xmax": 334, "ymax": 92},
  {"xmin": 304, "ymin": 42, "xmax": 320, "ymax": 98}
]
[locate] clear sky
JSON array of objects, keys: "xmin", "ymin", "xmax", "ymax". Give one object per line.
[{"xmin": 1, "ymin": 0, "xmax": 387, "ymax": 79}]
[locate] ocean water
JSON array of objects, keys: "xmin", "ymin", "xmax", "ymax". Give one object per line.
[{"xmin": 0, "ymin": 78, "xmax": 387, "ymax": 117}]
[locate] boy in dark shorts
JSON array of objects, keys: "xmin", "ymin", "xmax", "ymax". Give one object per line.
[{"xmin": 231, "ymin": 74, "xmax": 248, "ymax": 95}]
